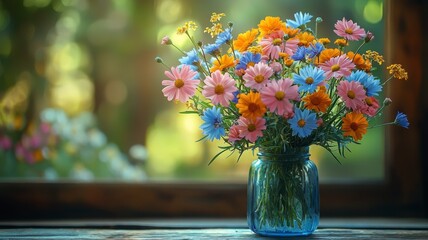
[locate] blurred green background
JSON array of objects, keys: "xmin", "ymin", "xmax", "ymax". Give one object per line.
[{"xmin": 0, "ymin": 0, "xmax": 385, "ymax": 182}]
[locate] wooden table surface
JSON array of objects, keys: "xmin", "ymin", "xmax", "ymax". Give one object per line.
[{"xmin": 1, "ymin": 218, "xmax": 428, "ymax": 239}]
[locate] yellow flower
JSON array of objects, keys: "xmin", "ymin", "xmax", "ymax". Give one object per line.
[
  {"xmin": 233, "ymin": 29, "xmax": 259, "ymax": 52},
  {"xmin": 177, "ymin": 21, "xmax": 198, "ymax": 35},
  {"xmin": 342, "ymin": 112, "xmax": 368, "ymax": 141},
  {"xmin": 297, "ymin": 32, "xmax": 315, "ymax": 47},
  {"xmin": 363, "ymin": 50, "xmax": 384, "ymax": 65},
  {"xmin": 210, "ymin": 54, "xmax": 236, "ymax": 72},
  {"xmin": 236, "ymin": 92, "xmax": 266, "ymax": 120},
  {"xmin": 204, "ymin": 23, "xmax": 224, "ymax": 38},
  {"xmin": 210, "ymin": 12, "xmax": 226, "ymax": 22},
  {"xmin": 334, "ymin": 38, "xmax": 348, "ymax": 47},
  {"xmin": 387, "ymin": 64, "xmax": 408, "ymax": 80},
  {"xmin": 303, "ymin": 90, "xmax": 331, "ymax": 113}
]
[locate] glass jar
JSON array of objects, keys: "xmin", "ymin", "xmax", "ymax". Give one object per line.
[{"xmin": 247, "ymin": 146, "xmax": 319, "ymax": 237}]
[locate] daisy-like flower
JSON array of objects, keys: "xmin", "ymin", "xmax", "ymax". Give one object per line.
[
  {"xmin": 228, "ymin": 124, "xmax": 241, "ymax": 143},
  {"xmin": 237, "ymin": 117, "xmax": 266, "ymax": 143},
  {"xmin": 360, "ymin": 96, "xmax": 379, "ymax": 117},
  {"xmin": 394, "ymin": 111, "xmax": 409, "ymax": 128},
  {"xmin": 291, "ymin": 46, "xmax": 308, "ymax": 61},
  {"xmin": 260, "ymin": 78, "xmax": 299, "ymax": 116},
  {"xmin": 243, "ymin": 62, "xmax": 273, "ymax": 90},
  {"xmin": 215, "ymin": 28, "xmax": 233, "ymax": 45},
  {"xmin": 210, "ymin": 54, "xmax": 236, "ymax": 72},
  {"xmin": 337, "ymin": 80, "xmax": 366, "ymax": 110},
  {"xmin": 202, "ymin": 70, "xmax": 238, "ymax": 107},
  {"xmin": 258, "ymin": 16, "xmax": 287, "ymax": 37},
  {"xmin": 302, "ymin": 90, "xmax": 332, "ymax": 113},
  {"xmin": 236, "ymin": 91, "xmax": 267, "ymax": 120},
  {"xmin": 233, "ymin": 28, "xmax": 259, "ymax": 52},
  {"xmin": 320, "ymin": 54, "xmax": 355, "ymax": 79},
  {"xmin": 297, "ymin": 32, "xmax": 315, "ymax": 47},
  {"xmin": 342, "ymin": 112, "xmax": 368, "ymax": 141},
  {"xmin": 307, "ymin": 42, "xmax": 324, "ymax": 58},
  {"xmin": 260, "ymin": 31, "xmax": 285, "ymax": 60},
  {"xmin": 293, "ymin": 65, "xmax": 326, "ymax": 93},
  {"xmin": 200, "ymin": 107, "xmax": 225, "ymax": 141},
  {"xmin": 288, "ymin": 108, "xmax": 318, "ymax": 138},
  {"xmin": 162, "ymin": 65, "xmax": 200, "ymax": 103},
  {"xmin": 334, "ymin": 18, "xmax": 366, "ymax": 41},
  {"xmin": 236, "ymin": 52, "xmax": 261, "ymax": 70},
  {"xmin": 316, "ymin": 48, "xmax": 341, "ymax": 64},
  {"xmin": 179, "ymin": 49, "xmax": 200, "ymax": 71},
  {"xmin": 347, "ymin": 51, "xmax": 372, "ymax": 72},
  {"xmin": 346, "ymin": 70, "xmax": 382, "ymax": 97},
  {"xmin": 203, "ymin": 44, "xmax": 220, "ymax": 56},
  {"xmin": 286, "ymin": 12, "xmax": 313, "ymax": 28}
]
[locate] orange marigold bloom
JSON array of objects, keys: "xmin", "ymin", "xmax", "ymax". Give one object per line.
[
  {"xmin": 303, "ymin": 90, "xmax": 332, "ymax": 113},
  {"xmin": 318, "ymin": 38, "xmax": 331, "ymax": 45},
  {"xmin": 210, "ymin": 54, "xmax": 236, "ymax": 72},
  {"xmin": 236, "ymin": 91, "xmax": 267, "ymax": 120},
  {"xmin": 334, "ymin": 38, "xmax": 348, "ymax": 47},
  {"xmin": 316, "ymin": 48, "xmax": 341, "ymax": 64},
  {"xmin": 233, "ymin": 29, "xmax": 259, "ymax": 52},
  {"xmin": 347, "ymin": 51, "xmax": 372, "ymax": 72},
  {"xmin": 284, "ymin": 28, "xmax": 299, "ymax": 38},
  {"xmin": 258, "ymin": 16, "xmax": 287, "ymax": 37},
  {"xmin": 297, "ymin": 32, "xmax": 315, "ymax": 47},
  {"xmin": 342, "ymin": 112, "xmax": 368, "ymax": 141}
]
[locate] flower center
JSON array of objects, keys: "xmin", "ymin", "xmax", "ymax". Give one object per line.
[
  {"xmin": 331, "ymin": 64, "xmax": 340, "ymax": 72},
  {"xmin": 347, "ymin": 90, "xmax": 356, "ymax": 99},
  {"xmin": 305, "ymin": 77, "xmax": 314, "ymax": 84},
  {"xmin": 345, "ymin": 28, "xmax": 353, "ymax": 34},
  {"xmin": 254, "ymin": 75, "xmax": 265, "ymax": 83},
  {"xmin": 311, "ymin": 96, "xmax": 321, "ymax": 105},
  {"xmin": 174, "ymin": 79, "xmax": 184, "ymax": 88},
  {"xmin": 350, "ymin": 122, "xmax": 359, "ymax": 131},
  {"xmin": 214, "ymin": 85, "xmax": 224, "ymax": 94},
  {"xmin": 247, "ymin": 62, "xmax": 255, "ymax": 68},
  {"xmin": 297, "ymin": 119, "xmax": 306, "ymax": 128},
  {"xmin": 247, "ymin": 123, "xmax": 256, "ymax": 132},
  {"xmin": 365, "ymin": 97, "xmax": 373, "ymax": 106},
  {"xmin": 248, "ymin": 103, "xmax": 259, "ymax": 113},
  {"xmin": 273, "ymin": 38, "xmax": 282, "ymax": 46},
  {"xmin": 275, "ymin": 91, "xmax": 285, "ymax": 100}
]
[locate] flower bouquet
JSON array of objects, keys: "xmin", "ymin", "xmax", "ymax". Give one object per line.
[{"xmin": 157, "ymin": 12, "xmax": 408, "ymax": 236}]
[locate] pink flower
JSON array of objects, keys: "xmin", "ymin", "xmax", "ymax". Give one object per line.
[
  {"xmin": 334, "ymin": 18, "xmax": 366, "ymax": 41},
  {"xmin": 202, "ymin": 70, "xmax": 238, "ymax": 107},
  {"xmin": 269, "ymin": 61, "xmax": 282, "ymax": 73},
  {"xmin": 162, "ymin": 65, "xmax": 200, "ymax": 103},
  {"xmin": 237, "ymin": 117, "xmax": 266, "ymax": 143},
  {"xmin": 243, "ymin": 62, "xmax": 273, "ymax": 90},
  {"xmin": 259, "ymin": 31, "xmax": 299, "ymax": 60},
  {"xmin": 320, "ymin": 55, "xmax": 355, "ymax": 79},
  {"xmin": 260, "ymin": 78, "xmax": 299, "ymax": 116},
  {"xmin": 360, "ymin": 96, "xmax": 380, "ymax": 117},
  {"xmin": 0, "ymin": 135, "xmax": 12, "ymax": 150},
  {"xmin": 161, "ymin": 36, "xmax": 172, "ymax": 45},
  {"xmin": 228, "ymin": 125, "xmax": 241, "ymax": 143},
  {"xmin": 337, "ymin": 80, "xmax": 366, "ymax": 110}
]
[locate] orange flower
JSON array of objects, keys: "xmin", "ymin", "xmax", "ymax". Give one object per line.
[
  {"xmin": 303, "ymin": 90, "xmax": 331, "ymax": 113},
  {"xmin": 334, "ymin": 38, "xmax": 348, "ymax": 47},
  {"xmin": 318, "ymin": 38, "xmax": 331, "ymax": 45},
  {"xmin": 284, "ymin": 28, "xmax": 299, "ymax": 38},
  {"xmin": 341, "ymin": 112, "xmax": 368, "ymax": 141},
  {"xmin": 258, "ymin": 16, "xmax": 287, "ymax": 37},
  {"xmin": 297, "ymin": 32, "xmax": 315, "ymax": 47},
  {"xmin": 233, "ymin": 29, "xmax": 259, "ymax": 52},
  {"xmin": 210, "ymin": 54, "xmax": 236, "ymax": 72},
  {"xmin": 347, "ymin": 51, "xmax": 372, "ymax": 72},
  {"xmin": 316, "ymin": 48, "xmax": 341, "ymax": 64},
  {"xmin": 236, "ymin": 91, "xmax": 266, "ymax": 120}
]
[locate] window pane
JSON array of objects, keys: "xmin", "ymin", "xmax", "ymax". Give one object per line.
[{"xmin": 0, "ymin": 0, "xmax": 385, "ymax": 182}]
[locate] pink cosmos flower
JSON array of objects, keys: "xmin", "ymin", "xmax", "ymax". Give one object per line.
[
  {"xmin": 162, "ymin": 65, "xmax": 200, "ymax": 103},
  {"xmin": 269, "ymin": 61, "xmax": 282, "ymax": 73},
  {"xmin": 237, "ymin": 117, "xmax": 266, "ymax": 143},
  {"xmin": 260, "ymin": 31, "xmax": 299, "ymax": 60},
  {"xmin": 334, "ymin": 18, "xmax": 366, "ymax": 41},
  {"xmin": 360, "ymin": 96, "xmax": 380, "ymax": 117},
  {"xmin": 320, "ymin": 55, "xmax": 355, "ymax": 79},
  {"xmin": 260, "ymin": 78, "xmax": 299, "ymax": 116},
  {"xmin": 202, "ymin": 70, "xmax": 238, "ymax": 107},
  {"xmin": 228, "ymin": 124, "xmax": 241, "ymax": 143},
  {"xmin": 243, "ymin": 62, "xmax": 273, "ymax": 90},
  {"xmin": 337, "ymin": 80, "xmax": 366, "ymax": 110}
]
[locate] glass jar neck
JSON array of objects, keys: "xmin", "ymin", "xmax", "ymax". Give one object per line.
[{"xmin": 258, "ymin": 146, "xmax": 310, "ymax": 162}]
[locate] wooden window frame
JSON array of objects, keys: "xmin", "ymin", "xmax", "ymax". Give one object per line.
[{"xmin": 0, "ymin": 0, "xmax": 426, "ymax": 220}]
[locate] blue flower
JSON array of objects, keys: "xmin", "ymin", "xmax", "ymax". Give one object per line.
[
  {"xmin": 179, "ymin": 49, "xmax": 199, "ymax": 67},
  {"xmin": 288, "ymin": 108, "xmax": 318, "ymax": 138},
  {"xmin": 307, "ymin": 42, "xmax": 324, "ymax": 58},
  {"xmin": 394, "ymin": 112, "xmax": 409, "ymax": 129},
  {"xmin": 231, "ymin": 90, "xmax": 240, "ymax": 103},
  {"xmin": 200, "ymin": 107, "xmax": 225, "ymax": 141},
  {"xmin": 293, "ymin": 65, "xmax": 325, "ymax": 93},
  {"xmin": 346, "ymin": 70, "xmax": 382, "ymax": 97},
  {"xmin": 291, "ymin": 46, "xmax": 307, "ymax": 61},
  {"xmin": 215, "ymin": 29, "xmax": 233, "ymax": 46},
  {"xmin": 286, "ymin": 12, "xmax": 313, "ymax": 28},
  {"xmin": 236, "ymin": 52, "xmax": 261, "ymax": 70},
  {"xmin": 203, "ymin": 44, "xmax": 220, "ymax": 56}
]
